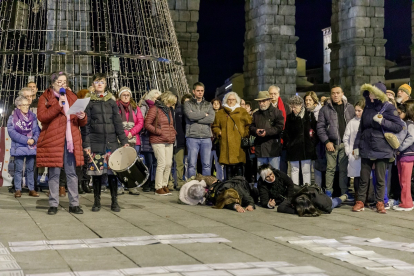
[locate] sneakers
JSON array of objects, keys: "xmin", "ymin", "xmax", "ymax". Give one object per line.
[
  {"xmin": 345, "ymin": 193, "xmax": 355, "ymax": 202},
  {"xmin": 393, "ymin": 205, "xmax": 414, "ymax": 211},
  {"xmin": 128, "ymin": 187, "xmax": 140, "ymax": 195},
  {"xmin": 163, "ymin": 186, "xmax": 172, "ymax": 195},
  {"xmin": 325, "ymin": 190, "xmax": 332, "ymax": 198},
  {"xmin": 384, "ymin": 202, "xmax": 390, "ymax": 210},
  {"xmin": 376, "ymin": 202, "xmax": 386, "ymax": 214},
  {"xmin": 117, "ymin": 187, "xmax": 124, "ymax": 195},
  {"xmin": 155, "ymin": 188, "xmax": 168, "ymax": 196},
  {"xmin": 339, "ymin": 194, "xmax": 348, "ymax": 203},
  {"xmin": 352, "ymin": 201, "xmax": 365, "ymax": 212}
]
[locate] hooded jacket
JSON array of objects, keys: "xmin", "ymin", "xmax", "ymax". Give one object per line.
[
  {"xmin": 354, "ymin": 84, "xmax": 405, "ymax": 159},
  {"xmin": 183, "ymin": 97, "xmax": 215, "ymax": 139},
  {"xmin": 81, "ymin": 92, "xmax": 129, "ymax": 154},
  {"xmin": 249, "ymin": 104, "xmax": 284, "ymax": 158},
  {"xmin": 317, "ymin": 98, "xmax": 355, "ymax": 145}
]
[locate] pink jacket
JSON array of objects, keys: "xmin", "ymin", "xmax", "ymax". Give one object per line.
[{"xmin": 118, "ymin": 105, "xmax": 144, "ymax": 145}]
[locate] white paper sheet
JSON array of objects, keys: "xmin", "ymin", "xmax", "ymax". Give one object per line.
[
  {"xmin": 181, "ymin": 234, "xmax": 218, "ymax": 238},
  {"xmin": 0, "ymin": 271, "xmax": 25, "ymax": 276},
  {"xmin": 49, "ymin": 244, "xmax": 89, "ymax": 250},
  {"xmin": 0, "ymin": 248, "xmax": 9, "ymax": 255},
  {"xmin": 164, "ymin": 264, "xmax": 213, "ymax": 272},
  {"xmin": 365, "ymin": 266, "xmax": 409, "ymax": 276},
  {"xmin": 208, "ymin": 263, "xmax": 253, "ymax": 270},
  {"xmin": 117, "ymin": 236, "xmax": 153, "ymax": 242},
  {"xmin": 66, "ymin": 98, "xmax": 90, "ymax": 115},
  {"xmin": 9, "ymin": 245, "xmax": 50, "ymax": 252},
  {"xmin": 226, "ymin": 268, "xmax": 276, "ymax": 275},
  {"xmin": 0, "ymin": 261, "xmax": 21, "ymax": 270},
  {"xmin": 82, "ymin": 238, "xmax": 119, "ymax": 244},
  {"xmin": 152, "ymin": 234, "xmax": 185, "ymax": 240},
  {"xmin": 120, "ymin": 266, "xmax": 169, "ymax": 275},
  {"xmin": 349, "ymin": 251, "xmax": 382, "ymax": 258},
  {"xmin": 9, "ymin": 240, "xmax": 47, "ymax": 247},
  {"xmin": 159, "ymin": 239, "xmax": 194, "ymax": 245},
  {"xmin": 306, "ymin": 247, "xmax": 338, "ymax": 254},
  {"xmin": 183, "ymin": 270, "xmax": 232, "ymax": 276},
  {"xmin": 275, "ymin": 266, "xmax": 325, "ymax": 274},
  {"xmin": 47, "ymin": 240, "xmax": 83, "ymax": 245},
  {"xmin": 247, "ymin": 262, "xmax": 293, "ymax": 268},
  {"xmin": 87, "ymin": 242, "xmax": 126, "ymax": 248},
  {"xmin": 191, "ymin": 238, "xmax": 230, "ymax": 244},
  {"xmin": 275, "ymin": 236, "xmax": 303, "ymax": 241},
  {"xmin": 369, "ymin": 258, "xmax": 409, "ymax": 266},
  {"xmin": 0, "ymin": 255, "xmax": 15, "ymax": 261},
  {"xmin": 75, "ymin": 270, "xmax": 123, "ymax": 276},
  {"xmin": 26, "ymin": 273, "xmax": 74, "ymax": 276},
  {"xmin": 124, "ymin": 240, "xmax": 160, "ymax": 246},
  {"xmin": 393, "ymin": 265, "xmax": 414, "ymax": 272}
]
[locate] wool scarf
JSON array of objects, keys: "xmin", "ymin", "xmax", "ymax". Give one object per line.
[
  {"xmin": 53, "ymin": 90, "xmax": 74, "ymax": 153},
  {"xmin": 12, "ymin": 109, "xmax": 35, "ymax": 136},
  {"xmin": 118, "ymin": 100, "xmax": 134, "ymax": 122}
]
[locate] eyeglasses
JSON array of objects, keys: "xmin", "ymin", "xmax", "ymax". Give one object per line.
[
  {"xmin": 121, "ymin": 94, "xmax": 130, "ymax": 97},
  {"xmin": 56, "ymin": 80, "xmax": 66, "ymax": 85},
  {"xmin": 227, "ymin": 98, "xmax": 236, "ymax": 102},
  {"xmin": 94, "ymin": 81, "xmax": 106, "ymax": 85}
]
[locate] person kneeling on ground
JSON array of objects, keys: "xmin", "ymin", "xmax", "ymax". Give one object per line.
[
  {"xmin": 277, "ymin": 184, "xmax": 348, "ymax": 217},
  {"xmin": 257, "ymin": 164, "xmax": 295, "ymax": 209}
]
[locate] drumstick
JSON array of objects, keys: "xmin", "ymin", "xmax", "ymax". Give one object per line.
[{"xmin": 87, "ymin": 152, "xmax": 101, "ymax": 174}]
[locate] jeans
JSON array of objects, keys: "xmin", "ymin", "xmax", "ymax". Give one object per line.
[
  {"xmin": 290, "ymin": 160, "xmax": 311, "ymax": 185},
  {"xmin": 48, "ymin": 146, "xmax": 79, "ymax": 207},
  {"xmin": 186, "ymin": 138, "xmax": 212, "ymax": 177},
  {"xmin": 14, "ymin": 156, "xmax": 35, "ymax": 191},
  {"xmin": 257, "ymin": 157, "xmax": 280, "ymax": 170},
  {"xmin": 312, "ymin": 160, "xmax": 322, "ymax": 187},
  {"xmin": 142, "ymin": 151, "xmax": 157, "ymax": 182},
  {"xmin": 152, "ymin": 143, "xmax": 174, "ymax": 190},
  {"xmin": 331, "ymin": 197, "xmax": 343, "ymax": 209},
  {"xmin": 326, "ymin": 143, "xmax": 348, "ymax": 194},
  {"xmin": 211, "ymin": 150, "xmax": 224, "ymax": 181}
]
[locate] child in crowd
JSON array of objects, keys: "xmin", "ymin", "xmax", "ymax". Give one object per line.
[
  {"xmin": 343, "ymin": 101, "xmax": 364, "ymax": 202},
  {"xmin": 395, "ymin": 100, "xmax": 414, "ymax": 211}
]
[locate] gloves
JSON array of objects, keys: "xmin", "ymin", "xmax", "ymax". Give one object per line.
[
  {"xmin": 353, "ymin": 148, "xmax": 360, "ymax": 160},
  {"xmin": 373, "ymin": 114, "xmax": 383, "ymax": 125}
]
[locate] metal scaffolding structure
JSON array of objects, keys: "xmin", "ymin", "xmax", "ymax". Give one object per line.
[{"xmin": 0, "ymin": 0, "xmax": 189, "ymax": 125}]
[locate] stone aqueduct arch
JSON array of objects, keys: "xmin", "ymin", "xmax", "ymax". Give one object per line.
[{"xmin": 168, "ymin": 0, "xmax": 413, "ymax": 103}]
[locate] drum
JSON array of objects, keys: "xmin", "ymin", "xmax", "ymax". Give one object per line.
[{"xmin": 108, "ymin": 147, "xmax": 149, "ymax": 188}]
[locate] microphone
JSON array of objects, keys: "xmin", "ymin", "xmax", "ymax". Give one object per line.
[{"xmin": 59, "ymin": 87, "xmax": 66, "ymax": 105}]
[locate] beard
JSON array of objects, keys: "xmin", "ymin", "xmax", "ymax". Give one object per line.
[
  {"xmin": 396, "ymin": 97, "xmax": 402, "ymax": 104},
  {"xmin": 260, "ymin": 104, "xmax": 270, "ymax": 111}
]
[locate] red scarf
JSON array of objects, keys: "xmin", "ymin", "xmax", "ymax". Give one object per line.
[{"xmin": 276, "ymin": 97, "xmax": 286, "ymax": 144}]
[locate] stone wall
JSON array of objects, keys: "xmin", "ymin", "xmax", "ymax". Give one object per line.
[
  {"xmin": 330, "ymin": 0, "xmax": 386, "ymax": 104},
  {"xmin": 243, "ymin": 0, "xmax": 298, "ymax": 101},
  {"xmin": 168, "ymin": 0, "xmax": 200, "ymax": 89}
]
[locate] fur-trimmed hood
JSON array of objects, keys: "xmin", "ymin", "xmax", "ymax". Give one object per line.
[
  {"xmin": 86, "ymin": 92, "xmax": 116, "ymax": 102},
  {"xmin": 360, "ymin": 83, "xmax": 388, "ymax": 103}
]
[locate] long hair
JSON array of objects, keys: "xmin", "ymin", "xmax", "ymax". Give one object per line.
[
  {"xmin": 214, "ymin": 189, "xmax": 242, "ymax": 209},
  {"xmin": 211, "ymin": 98, "xmax": 222, "ymax": 109},
  {"xmin": 304, "ymin": 91, "xmax": 319, "ymax": 105},
  {"xmin": 403, "ymin": 100, "xmax": 414, "ymax": 122},
  {"xmin": 158, "ymin": 91, "xmax": 177, "ymax": 106},
  {"xmin": 293, "ymin": 195, "xmax": 320, "ymax": 217}
]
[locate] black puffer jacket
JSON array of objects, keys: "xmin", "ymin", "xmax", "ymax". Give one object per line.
[
  {"xmin": 82, "ymin": 92, "xmax": 129, "ymax": 153},
  {"xmin": 284, "ymin": 108, "xmax": 317, "ymax": 161},
  {"xmin": 175, "ymin": 103, "xmax": 186, "ymax": 149},
  {"xmin": 257, "ymin": 168, "xmax": 295, "ymax": 207},
  {"xmin": 209, "ymin": 176, "xmax": 255, "ymax": 210}
]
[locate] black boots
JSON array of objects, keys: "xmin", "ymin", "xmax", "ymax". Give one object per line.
[
  {"xmin": 82, "ymin": 180, "xmax": 92, "ymax": 193},
  {"xmin": 108, "ymin": 176, "xmax": 121, "ymax": 212},
  {"xmin": 78, "ymin": 183, "xmax": 85, "ymax": 194},
  {"xmin": 92, "ymin": 176, "xmax": 102, "ymax": 212}
]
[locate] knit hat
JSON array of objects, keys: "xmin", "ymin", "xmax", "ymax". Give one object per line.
[
  {"xmin": 195, "ymin": 174, "xmax": 218, "ymax": 187},
  {"xmin": 118, "ymin": 87, "xmax": 132, "ymax": 98},
  {"xmin": 386, "ymin": 90, "xmax": 395, "ymax": 97},
  {"xmin": 373, "ymin": 82, "xmax": 386, "ymax": 94},
  {"xmin": 399, "ymin": 84, "xmax": 412, "ymax": 96}
]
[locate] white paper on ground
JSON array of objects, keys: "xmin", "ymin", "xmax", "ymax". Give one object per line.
[
  {"xmin": 280, "ymin": 274, "xmax": 329, "ymax": 276},
  {"xmin": 181, "ymin": 234, "xmax": 218, "ymax": 238},
  {"xmin": 120, "ymin": 266, "xmax": 169, "ymax": 275},
  {"xmin": 9, "ymin": 240, "xmax": 47, "ymax": 247},
  {"xmin": 75, "ymin": 270, "xmax": 123, "ymax": 276},
  {"xmin": 160, "ymin": 239, "xmax": 194, "ymax": 245},
  {"xmin": 275, "ymin": 266, "xmax": 325, "ymax": 274},
  {"xmin": 393, "ymin": 265, "xmax": 414, "ymax": 272},
  {"xmin": 299, "ymin": 236, "xmax": 325, "ymax": 240},
  {"xmin": 66, "ymin": 98, "xmax": 90, "ymax": 115},
  {"xmin": 288, "ymin": 240, "xmax": 315, "ymax": 245},
  {"xmin": 82, "ymin": 238, "xmax": 119, "ymax": 244},
  {"xmin": 247, "ymin": 262, "xmax": 293, "ymax": 268},
  {"xmin": 274, "ymin": 236, "xmax": 303, "ymax": 241},
  {"xmin": 0, "ymin": 255, "xmax": 15, "ymax": 261},
  {"xmin": 226, "ymin": 268, "xmax": 276, "ymax": 275},
  {"xmin": 0, "ymin": 248, "xmax": 9, "ymax": 255},
  {"xmin": 0, "ymin": 243, "xmax": 4, "ymax": 248},
  {"xmin": 366, "ymin": 238, "xmax": 383, "ymax": 243},
  {"xmin": 0, "ymin": 271, "xmax": 25, "ymax": 276},
  {"xmin": 306, "ymin": 247, "xmax": 338, "ymax": 254},
  {"xmin": 117, "ymin": 236, "xmax": 153, "ymax": 242},
  {"xmin": 9, "ymin": 245, "xmax": 50, "ymax": 252},
  {"xmin": 49, "ymin": 244, "xmax": 89, "ymax": 250},
  {"xmin": 191, "ymin": 238, "xmax": 230, "ymax": 243},
  {"xmin": 152, "ymin": 234, "xmax": 186, "ymax": 240},
  {"xmin": 208, "ymin": 263, "xmax": 253, "ymax": 270},
  {"xmin": 0, "ymin": 261, "xmax": 21, "ymax": 270},
  {"xmin": 87, "ymin": 242, "xmax": 126, "ymax": 248},
  {"xmin": 349, "ymin": 251, "xmax": 382, "ymax": 258},
  {"xmin": 337, "ymin": 246, "xmax": 364, "ymax": 251},
  {"xmin": 124, "ymin": 240, "xmax": 160, "ymax": 246},
  {"xmin": 402, "ymin": 243, "xmax": 414, "ymax": 248},
  {"xmin": 164, "ymin": 264, "xmax": 213, "ymax": 272},
  {"xmin": 183, "ymin": 270, "xmax": 232, "ymax": 276},
  {"xmin": 47, "ymin": 240, "xmax": 83, "ymax": 245},
  {"xmin": 369, "ymin": 258, "xmax": 410, "ymax": 266},
  {"xmin": 26, "ymin": 273, "xmax": 75, "ymax": 276}
]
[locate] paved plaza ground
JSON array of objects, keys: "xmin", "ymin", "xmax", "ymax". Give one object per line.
[{"xmin": 1, "ymin": 187, "xmax": 414, "ymax": 276}]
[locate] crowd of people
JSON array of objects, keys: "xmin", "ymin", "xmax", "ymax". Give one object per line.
[{"xmin": 5, "ymin": 70, "xmax": 414, "ymax": 216}]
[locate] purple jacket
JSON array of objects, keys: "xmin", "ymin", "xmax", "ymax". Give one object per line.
[{"xmin": 7, "ymin": 114, "xmax": 40, "ymax": 156}]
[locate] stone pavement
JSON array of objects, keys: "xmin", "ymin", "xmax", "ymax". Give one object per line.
[{"xmin": 1, "ymin": 187, "xmax": 414, "ymax": 275}]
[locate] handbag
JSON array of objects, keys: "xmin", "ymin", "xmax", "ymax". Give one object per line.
[
  {"xmin": 378, "ymin": 102, "xmax": 407, "ymax": 149},
  {"xmin": 227, "ymin": 113, "xmax": 249, "ymax": 149}
]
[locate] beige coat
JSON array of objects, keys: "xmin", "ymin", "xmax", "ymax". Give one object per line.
[{"xmin": 212, "ymin": 107, "xmax": 252, "ymax": 165}]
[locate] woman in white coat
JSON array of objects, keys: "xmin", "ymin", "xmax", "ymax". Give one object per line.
[{"xmin": 343, "ymin": 101, "xmax": 364, "ymax": 200}]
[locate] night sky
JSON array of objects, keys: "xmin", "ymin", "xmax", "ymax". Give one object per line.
[{"xmin": 198, "ymin": 0, "xmax": 412, "ymax": 100}]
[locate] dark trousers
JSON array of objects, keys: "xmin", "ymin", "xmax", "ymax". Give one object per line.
[{"xmin": 357, "ymin": 158, "xmax": 388, "ymax": 203}]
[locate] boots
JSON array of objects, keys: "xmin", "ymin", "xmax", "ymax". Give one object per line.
[
  {"xmin": 78, "ymin": 182, "xmax": 85, "ymax": 194},
  {"xmin": 226, "ymin": 165, "xmax": 234, "ymax": 180},
  {"xmin": 82, "ymin": 180, "xmax": 92, "ymax": 193},
  {"xmin": 235, "ymin": 164, "xmax": 244, "ymax": 177},
  {"xmin": 108, "ymin": 176, "xmax": 121, "ymax": 212},
  {"xmin": 92, "ymin": 176, "xmax": 102, "ymax": 212}
]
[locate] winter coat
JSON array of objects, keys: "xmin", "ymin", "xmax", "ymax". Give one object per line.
[
  {"xmin": 117, "ymin": 101, "xmax": 144, "ymax": 146},
  {"xmin": 249, "ymin": 104, "xmax": 284, "ymax": 158},
  {"xmin": 175, "ymin": 103, "xmax": 186, "ymax": 149},
  {"xmin": 37, "ymin": 88, "xmax": 87, "ymax": 168},
  {"xmin": 140, "ymin": 100, "xmax": 153, "ymax": 152},
  {"xmin": 317, "ymin": 99, "xmax": 355, "ymax": 145},
  {"xmin": 4, "ymin": 99, "xmax": 40, "ymax": 128},
  {"xmin": 7, "ymin": 112, "xmax": 40, "ymax": 156},
  {"xmin": 309, "ymin": 103, "xmax": 322, "ymax": 122},
  {"xmin": 354, "ymin": 84, "xmax": 405, "ymax": 160},
  {"xmin": 399, "ymin": 120, "xmax": 414, "ymax": 157},
  {"xmin": 284, "ymin": 109, "xmax": 317, "ymax": 161},
  {"xmin": 343, "ymin": 117, "xmax": 361, "ymax": 177},
  {"xmin": 81, "ymin": 92, "xmax": 129, "ymax": 154},
  {"xmin": 144, "ymin": 101, "xmax": 176, "ymax": 144},
  {"xmin": 183, "ymin": 98, "xmax": 215, "ymax": 138},
  {"xmin": 215, "ymin": 176, "xmax": 255, "ymax": 210},
  {"xmin": 212, "ymin": 107, "xmax": 252, "ymax": 165},
  {"xmin": 257, "ymin": 168, "xmax": 295, "ymax": 207}
]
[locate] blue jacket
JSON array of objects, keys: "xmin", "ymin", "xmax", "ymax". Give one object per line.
[
  {"xmin": 354, "ymin": 84, "xmax": 405, "ymax": 159},
  {"xmin": 317, "ymin": 99, "xmax": 355, "ymax": 145},
  {"xmin": 7, "ymin": 113, "xmax": 40, "ymax": 156}
]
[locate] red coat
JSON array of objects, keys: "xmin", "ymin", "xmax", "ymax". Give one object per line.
[
  {"xmin": 144, "ymin": 104, "xmax": 176, "ymax": 144},
  {"xmin": 36, "ymin": 88, "xmax": 87, "ymax": 168}
]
